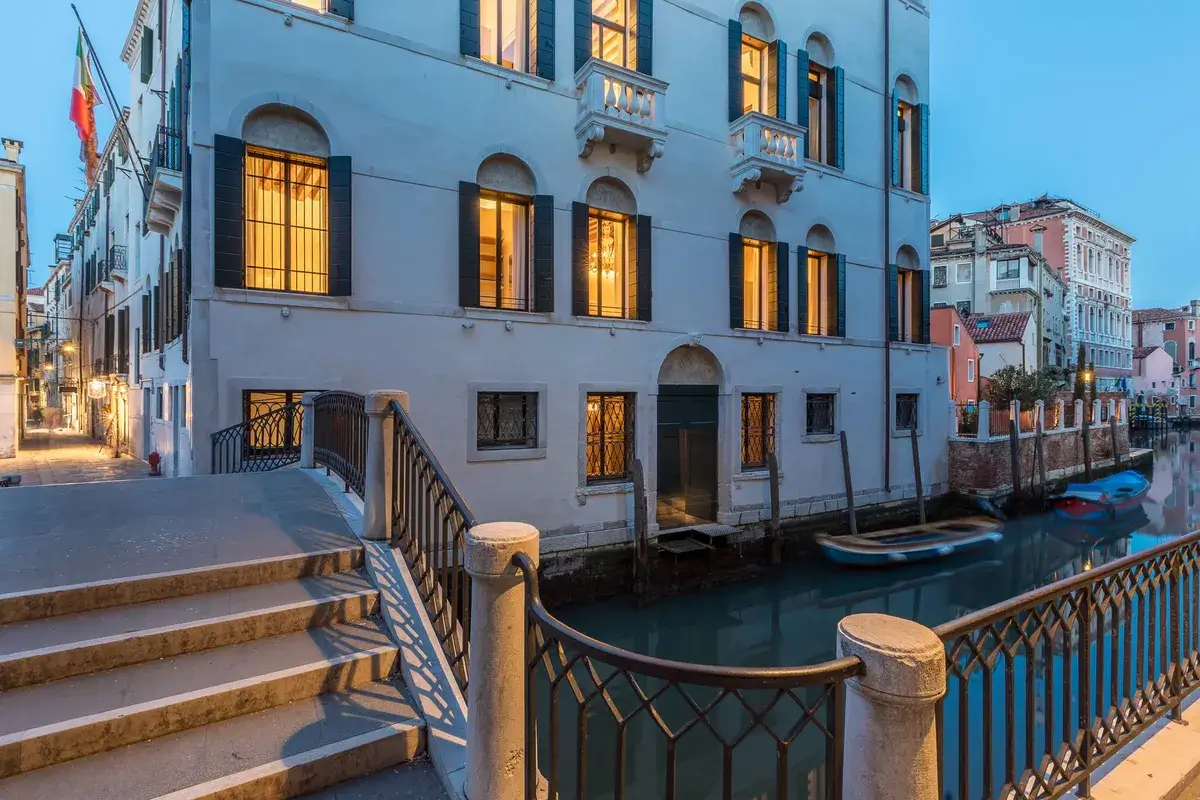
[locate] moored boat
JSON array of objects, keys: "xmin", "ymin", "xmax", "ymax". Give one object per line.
[
  {"xmin": 1052, "ymin": 471, "xmax": 1150, "ymax": 523},
  {"xmin": 814, "ymin": 517, "xmax": 1004, "ymax": 567}
]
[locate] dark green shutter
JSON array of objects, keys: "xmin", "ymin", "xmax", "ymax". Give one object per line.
[
  {"xmin": 571, "ymin": 202, "xmax": 589, "ymax": 316},
  {"xmin": 727, "ymin": 20, "xmax": 743, "ymax": 123},
  {"xmin": 575, "ymin": 0, "xmax": 591, "ymax": 72},
  {"xmin": 891, "ymin": 91, "xmax": 901, "ymax": 187},
  {"xmin": 836, "ymin": 254, "xmax": 847, "ymax": 337},
  {"xmin": 636, "ymin": 215, "xmax": 652, "ymax": 321},
  {"xmin": 328, "ymin": 156, "xmax": 352, "ymax": 297},
  {"xmin": 796, "ymin": 245, "xmax": 809, "ymax": 334},
  {"xmin": 636, "ymin": 0, "xmax": 653, "ymax": 75},
  {"xmin": 775, "ymin": 241, "xmax": 789, "ymax": 332},
  {"xmin": 530, "ymin": 0, "xmax": 555, "ymax": 81},
  {"xmin": 460, "ymin": 0, "xmax": 480, "ymax": 57},
  {"xmin": 533, "ymin": 195, "xmax": 554, "ymax": 312},
  {"xmin": 729, "ymin": 234, "xmax": 743, "ymax": 329},
  {"xmin": 832, "ymin": 67, "xmax": 845, "ymax": 169},
  {"xmin": 796, "ymin": 50, "xmax": 810, "ymax": 129},
  {"xmin": 212, "ymin": 135, "xmax": 244, "ymax": 289},
  {"xmin": 766, "ymin": 40, "xmax": 786, "ymax": 120},
  {"xmin": 328, "ymin": 0, "xmax": 354, "ymax": 19},
  {"xmin": 920, "ymin": 269, "xmax": 931, "ymax": 343},
  {"xmin": 459, "ymin": 182, "xmax": 481, "ymax": 308},
  {"xmin": 918, "ymin": 103, "xmax": 930, "ymax": 195},
  {"xmin": 887, "ymin": 263, "xmax": 900, "ymax": 342},
  {"xmin": 142, "ymin": 295, "xmax": 151, "ymax": 353},
  {"xmin": 153, "ymin": 284, "xmax": 162, "ymax": 350},
  {"xmin": 140, "ymin": 27, "xmax": 153, "ymax": 83}
]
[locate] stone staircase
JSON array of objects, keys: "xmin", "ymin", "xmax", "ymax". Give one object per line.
[{"xmin": 0, "ymin": 535, "xmax": 439, "ymax": 799}]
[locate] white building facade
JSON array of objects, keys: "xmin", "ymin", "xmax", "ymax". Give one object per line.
[
  {"xmin": 91, "ymin": 0, "xmax": 946, "ymax": 541},
  {"xmin": 0, "ymin": 138, "xmax": 29, "ymax": 459}
]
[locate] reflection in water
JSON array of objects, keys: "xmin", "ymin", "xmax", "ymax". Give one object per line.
[{"xmin": 548, "ymin": 429, "xmax": 1199, "ymax": 799}]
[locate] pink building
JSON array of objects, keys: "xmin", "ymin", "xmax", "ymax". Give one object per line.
[
  {"xmin": 1133, "ymin": 303, "xmax": 1200, "ymax": 409},
  {"xmin": 930, "ymin": 306, "xmax": 980, "ymax": 405},
  {"xmin": 1133, "ymin": 345, "xmax": 1174, "ymax": 400}
]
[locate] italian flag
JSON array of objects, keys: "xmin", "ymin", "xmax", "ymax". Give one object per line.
[{"xmin": 69, "ymin": 31, "xmax": 102, "ymax": 182}]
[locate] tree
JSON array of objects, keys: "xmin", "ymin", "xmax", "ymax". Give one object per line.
[
  {"xmin": 1088, "ymin": 361, "xmax": 1097, "ymax": 405},
  {"xmin": 983, "ymin": 365, "xmax": 1062, "ymax": 408},
  {"xmin": 1073, "ymin": 343, "xmax": 1088, "ymax": 400}
]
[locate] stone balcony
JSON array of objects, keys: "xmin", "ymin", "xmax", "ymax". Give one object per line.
[
  {"xmin": 730, "ymin": 113, "xmax": 807, "ymax": 204},
  {"xmin": 145, "ymin": 124, "xmax": 183, "ymax": 237},
  {"xmin": 575, "ymin": 59, "xmax": 668, "ymax": 173}
]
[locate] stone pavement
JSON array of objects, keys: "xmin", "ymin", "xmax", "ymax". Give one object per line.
[{"xmin": 0, "ymin": 428, "xmax": 151, "ymax": 487}]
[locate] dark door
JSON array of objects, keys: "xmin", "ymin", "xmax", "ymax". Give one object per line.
[{"xmin": 656, "ymin": 385, "xmax": 719, "ymax": 528}]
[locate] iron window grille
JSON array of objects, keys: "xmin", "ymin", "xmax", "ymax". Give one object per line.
[
  {"xmin": 806, "ymin": 393, "xmax": 836, "ymax": 435},
  {"xmin": 479, "ymin": 191, "xmax": 532, "ymax": 311},
  {"xmin": 955, "ymin": 300, "xmax": 972, "ymax": 318},
  {"xmin": 477, "ymin": 392, "xmax": 538, "ymax": 450},
  {"xmin": 896, "ymin": 393, "xmax": 919, "ymax": 431},
  {"xmin": 244, "ymin": 146, "xmax": 330, "ymax": 295},
  {"xmin": 933, "ymin": 265, "xmax": 948, "ymax": 288},
  {"xmin": 586, "ymin": 392, "xmax": 634, "ymax": 483},
  {"xmin": 740, "ymin": 393, "xmax": 776, "ymax": 469}
]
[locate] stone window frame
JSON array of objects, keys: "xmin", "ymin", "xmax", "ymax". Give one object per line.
[
  {"xmin": 802, "ymin": 386, "xmax": 841, "ymax": 444},
  {"xmin": 576, "ymin": 383, "xmax": 641, "ymax": 495},
  {"xmin": 891, "ymin": 387, "xmax": 924, "ymax": 438},
  {"xmin": 467, "ymin": 382, "xmax": 548, "ymax": 463},
  {"xmin": 733, "ymin": 385, "xmax": 784, "ymax": 479}
]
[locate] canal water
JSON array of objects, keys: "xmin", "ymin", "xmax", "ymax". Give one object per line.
[{"xmin": 542, "ymin": 429, "xmax": 1200, "ymax": 800}]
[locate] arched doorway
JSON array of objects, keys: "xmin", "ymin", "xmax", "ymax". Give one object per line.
[{"xmin": 656, "ymin": 345, "xmax": 723, "ymax": 529}]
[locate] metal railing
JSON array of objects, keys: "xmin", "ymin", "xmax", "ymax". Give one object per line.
[
  {"xmin": 936, "ymin": 530, "xmax": 1200, "ymax": 800},
  {"xmin": 150, "ymin": 124, "xmax": 183, "ymax": 176},
  {"xmin": 312, "ymin": 391, "xmax": 367, "ymax": 497},
  {"xmin": 211, "ymin": 402, "xmax": 305, "ymax": 474},
  {"xmin": 108, "ymin": 244, "xmax": 127, "ymax": 273},
  {"xmin": 390, "ymin": 399, "xmax": 477, "ymax": 692},
  {"xmin": 515, "ymin": 552, "xmax": 861, "ymax": 800}
]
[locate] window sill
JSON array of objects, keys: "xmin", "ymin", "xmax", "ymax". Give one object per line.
[
  {"xmin": 467, "ymin": 446, "xmax": 546, "ymax": 463},
  {"xmin": 892, "ymin": 428, "xmax": 924, "ymax": 439},
  {"xmin": 213, "ymin": 287, "xmax": 350, "ymax": 310},
  {"xmin": 256, "ymin": 0, "xmax": 352, "ymax": 26},
  {"xmin": 803, "ymin": 434, "xmax": 839, "ymax": 444},
  {"xmin": 731, "ymin": 328, "xmax": 788, "ymax": 340},
  {"xmin": 799, "ymin": 332, "xmax": 846, "ymax": 343},
  {"xmin": 574, "ymin": 316, "xmax": 650, "ymax": 331},
  {"xmin": 892, "ymin": 186, "xmax": 929, "ymax": 203},
  {"xmin": 462, "ymin": 56, "xmax": 553, "ymax": 91},
  {"xmin": 464, "ymin": 307, "xmax": 553, "ymax": 324},
  {"xmin": 733, "ymin": 469, "xmax": 781, "ymax": 483},
  {"xmin": 577, "ymin": 481, "xmax": 633, "ymax": 499},
  {"xmin": 803, "ymin": 159, "xmax": 844, "ymax": 177}
]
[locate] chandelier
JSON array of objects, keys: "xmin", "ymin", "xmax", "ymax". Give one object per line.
[{"xmin": 589, "ymin": 219, "xmax": 618, "ymax": 279}]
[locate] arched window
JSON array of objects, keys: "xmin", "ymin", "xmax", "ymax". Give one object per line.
[
  {"xmin": 241, "ymin": 105, "xmax": 332, "ymax": 294},
  {"xmin": 474, "ymin": 154, "xmax": 538, "ymax": 311},
  {"xmin": 575, "ymin": 178, "xmax": 647, "ymax": 320},
  {"xmin": 736, "ymin": 211, "xmax": 779, "ymax": 331},
  {"xmin": 892, "ymin": 75, "xmax": 927, "ymax": 194},
  {"xmin": 803, "ymin": 33, "xmax": 842, "ymax": 167},
  {"xmin": 894, "ymin": 245, "xmax": 923, "ymax": 342},
  {"xmin": 1165, "ymin": 340, "xmax": 1178, "ymax": 363},
  {"xmin": 731, "ymin": 4, "xmax": 782, "ymax": 120},
  {"xmin": 802, "ymin": 225, "xmax": 840, "ymax": 336}
]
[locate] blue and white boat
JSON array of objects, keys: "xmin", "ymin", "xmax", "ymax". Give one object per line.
[
  {"xmin": 1052, "ymin": 471, "xmax": 1150, "ymax": 523},
  {"xmin": 814, "ymin": 517, "xmax": 1004, "ymax": 567}
]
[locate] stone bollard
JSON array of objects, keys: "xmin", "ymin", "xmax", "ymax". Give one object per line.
[
  {"xmin": 1120, "ymin": 398, "xmax": 1129, "ymax": 423},
  {"xmin": 1035, "ymin": 399, "xmax": 1045, "ymax": 432},
  {"xmin": 838, "ymin": 613, "xmax": 946, "ymax": 800},
  {"xmin": 1108, "ymin": 398, "xmax": 1116, "ymax": 422},
  {"xmin": 1055, "ymin": 399, "xmax": 1066, "ymax": 430},
  {"xmin": 977, "ymin": 400, "xmax": 991, "ymax": 439},
  {"xmin": 1074, "ymin": 399, "xmax": 1085, "ymax": 428},
  {"xmin": 363, "ymin": 390, "xmax": 408, "ymax": 541},
  {"xmin": 299, "ymin": 392, "xmax": 319, "ymax": 470},
  {"xmin": 465, "ymin": 522, "xmax": 541, "ymax": 800},
  {"xmin": 1092, "ymin": 399, "xmax": 1102, "ymax": 427}
]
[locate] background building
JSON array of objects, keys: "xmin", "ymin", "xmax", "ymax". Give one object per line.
[
  {"xmin": 1133, "ymin": 303, "xmax": 1200, "ymax": 409},
  {"xmin": 1133, "ymin": 344, "xmax": 1174, "ymax": 401},
  {"xmin": 930, "ymin": 306, "xmax": 979, "ymax": 404},
  {"xmin": 0, "ymin": 138, "xmax": 29, "ymax": 459}
]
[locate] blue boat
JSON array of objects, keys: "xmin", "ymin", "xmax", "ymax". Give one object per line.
[
  {"xmin": 1052, "ymin": 471, "xmax": 1150, "ymax": 523},
  {"xmin": 814, "ymin": 517, "xmax": 1004, "ymax": 567}
]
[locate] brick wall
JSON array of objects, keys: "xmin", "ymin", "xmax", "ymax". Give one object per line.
[{"xmin": 950, "ymin": 423, "xmax": 1130, "ymax": 493}]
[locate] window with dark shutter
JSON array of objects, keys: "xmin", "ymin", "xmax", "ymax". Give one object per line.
[
  {"xmin": 635, "ymin": 215, "xmax": 652, "ymax": 321},
  {"xmin": 327, "ymin": 156, "xmax": 353, "ymax": 296},
  {"xmin": 140, "ymin": 27, "xmax": 154, "ymax": 84},
  {"xmin": 533, "ymin": 195, "xmax": 555, "ymax": 312},
  {"xmin": 212, "ymin": 135, "xmax": 245, "ymax": 289},
  {"xmin": 728, "ymin": 234, "xmax": 744, "ymax": 329},
  {"xmin": 775, "ymin": 241, "xmax": 789, "ymax": 332}
]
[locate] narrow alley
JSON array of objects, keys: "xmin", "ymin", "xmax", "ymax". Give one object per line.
[{"xmin": 0, "ymin": 428, "xmax": 149, "ymax": 487}]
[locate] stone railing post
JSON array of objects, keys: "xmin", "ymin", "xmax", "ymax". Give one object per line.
[
  {"xmin": 1011, "ymin": 400, "xmax": 1020, "ymax": 434},
  {"xmin": 838, "ymin": 614, "xmax": 946, "ymax": 800},
  {"xmin": 1035, "ymin": 399, "xmax": 1045, "ymax": 432},
  {"xmin": 363, "ymin": 390, "xmax": 408, "ymax": 541},
  {"xmin": 299, "ymin": 391, "xmax": 318, "ymax": 470},
  {"xmin": 1120, "ymin": 398, "xmax": 1129, "ymax": 424},
  {"xmin": 1092, "ymin": 399, "xmax": 1102, "ymax": 427},
  {"xmin": 977, "ymin": 400, "xmax": 991, "ymax": 439},
  {"xmin": 1055, "ymin": 399, "xmax": 1066, "ymax": 430},
  {"xmin": 1108, "ymin": 398, "xmax": 1116, "ymax": 423},
  {"xmin": 465, "ymin": 522, "xmax": 541, "ymax": 800},
  {"xmin": 1074, "ymin": 399, "xmax": 1085, "ymax": 429}
]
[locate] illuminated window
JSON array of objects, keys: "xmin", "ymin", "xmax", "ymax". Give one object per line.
[
  {"xmin": 592, "ymin": 0, "xmax": 632, "ymax": 68},
  {"xmin": 807, "ymin": 65, "xmax": 830, "ymax": 162},
  {"xmin": 741, "ymin": 34, "xmax": 768, "ymax": 115},
  {"xmin": 897, "ymin": 269, "xmax": 920, "ymax": 342},
  {"xmin": 742, "ymin": 238, "xmax": 776, "ymax": 331},
  {"xmin": 740, "ymin": 393, "xmax": 776, "ymax": 469},
  {"xmin": 586, "ymin": 393, "xmax": 633, "ymax": 483},
  {"xmin": 244, "ymin": 146, "xmax": 329, "ymax": 294},
  {"xmin": 481, "ymin": 0, "xmax": 527, "ymax": 71},
  {"xmin": 588, "ymin": 210, "xmax": 635, "ymax": 318},
  {"xmin": 805, "ymin": 251, "xmax": 835, "ymax": 335},
  {"xmin": 479, "ymin": 192, "xmax": 531, "ymax": 310},
  {"xmin": 897, "ymin": 100, "xmax": 914, "ymax": 190},
  {"xmin": 290, "ymin": 0, "xmax": 325, "ymax": 10}
]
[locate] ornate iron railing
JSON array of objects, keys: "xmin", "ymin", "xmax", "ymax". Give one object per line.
[
  {"xmin": 211, "ymin": 402, "xmax": 304, "ymax": 474},
  {"xmin": 935, "ymin": 530, "xmax": 1200, "ymax": 800},
  {"xmin": 515, "ymin": 552, "xmax": 861, "ymax": 800},
  {"xmin": 390, "ymin": 399, "xmax": 477, "ymax": 692},
  {"xmin": 312, "ymin": 391, "xmax": 367, "ymax": 497}
]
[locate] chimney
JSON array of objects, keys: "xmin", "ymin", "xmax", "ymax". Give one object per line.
[
  {"xmin": 1, "ymin": 138, "xmax": 22, "ymax": 163},
  {"xmin": 1191, "ymin": 300, "xmax": 1200, "ymax": 317},
  {"xmin": 1010, "ymin": 204, "xmax": 1021, "ymax": 222}
]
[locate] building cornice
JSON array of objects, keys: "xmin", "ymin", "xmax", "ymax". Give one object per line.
[{"xmin": 121, "ymin": 0, "xmax": 155, "ymax": 66}]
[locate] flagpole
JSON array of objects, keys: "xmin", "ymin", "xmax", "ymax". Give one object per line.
[{"xmin": 70, "ymin": 3, "xmax": 148, "ymax": 194}]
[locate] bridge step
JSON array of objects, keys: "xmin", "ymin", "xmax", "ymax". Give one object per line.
[
  {"xmin": 0, "ymin": 570, "xmax": 378, "ymax": 691},
  {"xmin": 0, "ymin": 618, "xmax": 398, "ymax": 778}
]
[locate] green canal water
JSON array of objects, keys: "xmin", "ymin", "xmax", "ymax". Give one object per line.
[{"xmin": 542, "ymin": 429, "xmax": 1199, "ymax": 800}]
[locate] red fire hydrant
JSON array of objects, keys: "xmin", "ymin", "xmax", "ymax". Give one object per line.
[{"xmin": 148, "ymin": 451, "xmax": 162, "ymax": 477}]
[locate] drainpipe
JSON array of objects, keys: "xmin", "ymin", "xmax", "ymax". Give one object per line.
[{"xmin": 882, "ymin": 0, "xmax": 893, "ymax": 490}]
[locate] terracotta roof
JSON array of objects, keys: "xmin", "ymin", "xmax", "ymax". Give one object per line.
[
  {"xmin": 1133, "ymin": 346, "xmax": 1162, "ymax": 360},
  {"xmin": 966, "ymin": 312, "xmax": 1032, "ymax": 343},
  {"xmin": 1133, "ymin": 307, "xmax": 1189, "ymax": 324}
]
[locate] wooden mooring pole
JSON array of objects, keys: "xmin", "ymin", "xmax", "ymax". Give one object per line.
[
  {"xmin": 1110, "ymin": 412, "xmax": 1121, "ymax": 468},
  {"xmin": 840, "ymin": 431, "xmax": 858, "ymax": 536},
  {"xmin": 1036, "ymin": 422, "xmax": 1048, "ymax": 501},
  {"xmin": 631, "ymin": 459, "xmax": 649, "ymax": 606},
  {"xmin": 767, "ymin": 452, "xmax": 781, "ymax": 565},
  {"xmin": 909, "ymin": 426, "xmax": 926, "ymax": 524},
  {"xmin": 1009, "ymin": 417, "xmax": 1022, "ymax": 500},
  {"xmin": 1082, "ymin": 410, "xmax": 1093, "ymax": 483}
]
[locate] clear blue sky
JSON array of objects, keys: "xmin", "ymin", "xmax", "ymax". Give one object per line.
[{"xmin": 1, "ymin": 1, "xmax": 1195, "ymax": 307}]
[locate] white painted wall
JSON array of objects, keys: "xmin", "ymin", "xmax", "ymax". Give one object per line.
[{"xmin": 0, "ymin": 148, "xmax": 26, "ymax": 458}]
